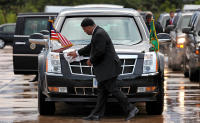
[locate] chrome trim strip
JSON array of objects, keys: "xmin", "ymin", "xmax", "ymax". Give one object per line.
[
  {"xmin": 14, "ymin": 35, "xmax": 30, "ymax": 38},
  {"xmin": 45, "ymin": 72, "xmax": 63, "ymax": 77},
  {"xmin": 71, "ymin": 72, "xmax": 95, "ymax": 77},
  {"xmin": 15, "ymin": 42, "xmax": 26, "ymax": 45},
  {"xmin": 80, "ymin": 62, "xmax": 83, "ymax": 74},
  {"xmin": 131, "ymin": 58, "xmax": 138, "ymax": 74},
  {"xmin": 121, "ymin": 59, "xmax": 125, "ymax": 74},
  {"xmin": 13, "ymin": 54, "xmax": 38, "ymax": 57},
  {"xmin": 141, "ymin": 72, "xmax": 159, "ymax": 76},
  {"xmin": 118, "ymin": 55, "xmax": 138, "ymax": 59},
  {"xmin": 91, "ymin": 67, "xmax": 93, "ymax": 75}
]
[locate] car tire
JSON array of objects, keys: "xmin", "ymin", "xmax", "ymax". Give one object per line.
[
  {"xmin": 168, "ymin": 55, "xmax": 172, "ymax": 68},
  {"xmin": 184, "ymin": 71, "xmax": 189, "ymax": 78},
  {"xmin": 38, "ymin": 76, "xmax": 55, "ymax": 115},
  {"xmin": 0, "ymin": 39, "xmax": 5, "ymax": 49},
  {"xmin": 146, "ymin": 73, "xmax": 164, "ymax": 115},
  {"xmin": 189, "ymin": 69, "xmax": 199, "ymax": 82},
  {"xmin": 168, "ymin": 59, "xmax": 172, "ymax": 68},
  {"xmin": 183, "ymin": 60, "xmax": 189, "ymax": 78}
]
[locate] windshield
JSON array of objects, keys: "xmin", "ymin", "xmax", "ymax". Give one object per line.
[{"xmin": 61, "ymin": 17, "xmax": 142, "ymax": 45}]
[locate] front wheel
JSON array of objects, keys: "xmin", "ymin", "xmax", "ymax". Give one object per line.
[
  {"xmin": 38, "ymin": 79, "xmax": 55, "ymax": 115},
  {"xmin": 189, "ymin": 69, "xmax": 199, "ymax": 82},
  {"xmin": 0, "ymin": 39, "xmax": 5, "ymax": 49},
  {"xmin": 146, "ymin": 73, "xmax": 164, "ymax": 115}
]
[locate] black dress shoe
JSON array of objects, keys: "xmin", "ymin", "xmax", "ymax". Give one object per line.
[
  {"xmin": 83, "ymin": 115, "xmax": 100, "ymax": 121},
  {"xmin": 29, "ymin": 75, "xmax": 38, "ymax": 82},
  {"xmin": 125, "ymin": 107, "xmax": 139, "ymax": 121}
]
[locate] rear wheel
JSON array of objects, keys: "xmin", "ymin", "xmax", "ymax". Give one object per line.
[
  {"xmin": 0, "ymin": 39, "xmax": 5, "ymax": 49},
  {"xmin": 184, "ymin": 71, "xmax": 189, "ymax": 78},
  {"xmin": 146, "ymin": 73, "xmax": 164, "ymax": 115},
  {"xmin": 38, "ymin": 75, "xmax": 55, "ymax": 115},
  {"xmin": 183, "ymin": 55, "xmax": 189, "ymax": 78},
  {"xmin": 168, "ymin": 54, "xmax": 172, "ymax": 68},
  {"xmin": 189, "ymin": 69, "xmax": 199, "ymax": 82}
]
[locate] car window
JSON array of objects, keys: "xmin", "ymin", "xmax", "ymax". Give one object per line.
[
  {"xmin": 24, "ymin": 18, "xmax": 48, "ymax": 35},
  {"xmin": 61, "ymin": 17, "xmax": 142, "ymax": 45},
  {"xmin": 3, "ymin": 25, "xmax": 15, "ymax": 33},
  {"xmin": 179, "ymin": 15, "xmax": 192, "ymax": 30},
  {"xmin": 160, "ymin": 15, "xmax": 170, "ymax": 29}
]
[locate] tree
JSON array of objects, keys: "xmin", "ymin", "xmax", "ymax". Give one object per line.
[{"xmin": 0, "ymin": 0, "xmax": 25, "ymax": 23}]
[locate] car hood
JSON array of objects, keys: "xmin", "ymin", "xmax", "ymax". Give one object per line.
[{"xmin": 63, "ymin": 41, "xmax": 150, "ymax": 54}]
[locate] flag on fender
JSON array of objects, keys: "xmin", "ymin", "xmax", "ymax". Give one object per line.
[
  {"xmin": 49, "ymin": 20, "xmax": 73, "ymax": 52},
  {"xmin": 150, "ymin": 19, "xmax": 159, "ymax": 52}
]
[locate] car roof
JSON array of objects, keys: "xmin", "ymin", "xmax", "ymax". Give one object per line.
[
  {"xmin": 17, "ymin": 12, "xmax": 58, "ymax": 17},
  {"xmin": 177, "ymin": 11, "xmax": 194, "ymax": 16},
  {"xmin": 59, "ymin": 7, "xmax": 140, "ymax": 17},
  {"xmin": 74, "ymin": 4, "xmax": 123, "ymax": 8},
  {"xmin": 159, "ymin": 13, "xmax": 170, "ymax": 16}
]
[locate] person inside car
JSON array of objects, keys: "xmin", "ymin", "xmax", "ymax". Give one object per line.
[{"xmin": 145, "ymin": 13, "xmax": 163, "ymax": 34}]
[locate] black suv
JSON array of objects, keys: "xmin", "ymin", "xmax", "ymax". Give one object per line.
[
  {"xmin": 29, "ymin": 7, "xmax": 170, "ymax": 115},
  {"xmin": 0, "ymin": 23, "xmax": 16, "ymax": 49},
  {"xmin": 182, "ymin": 11, "xmax": 200, "ymax": 82},
  {"xmin": 13, "ymin": 13, "xmax": 57, "ymax": 74},
  {"xmin": 167, "ymin": 11, "xmax": 193, "ymax": 70}
]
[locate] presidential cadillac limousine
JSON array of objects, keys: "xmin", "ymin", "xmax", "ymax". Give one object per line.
[{"xmin": 29, "ymin": 7, "xmax": 170, "ymax": 115}]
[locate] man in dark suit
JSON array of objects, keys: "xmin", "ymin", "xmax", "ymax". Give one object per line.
[
  {"xmin": 165, "ymin": 11, "xmax": 175, "ymax": 28},
  {"xmin": 67, "ymin": 18, "xmax": 139, "ymax": 121}
]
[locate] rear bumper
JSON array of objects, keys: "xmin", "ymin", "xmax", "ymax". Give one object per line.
[{"xmin": 44, "ymin": 72, "xmax": 160, "ymax": 102}]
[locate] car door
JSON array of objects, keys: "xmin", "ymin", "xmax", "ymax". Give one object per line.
[{"xmin": 13, "ymin": 14, "xmax": 56, "ymax": 74}]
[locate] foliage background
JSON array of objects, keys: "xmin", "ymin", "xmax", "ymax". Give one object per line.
[{"xmin": 0, "ymin": 0, "xmax": 198, "ymax": 24}]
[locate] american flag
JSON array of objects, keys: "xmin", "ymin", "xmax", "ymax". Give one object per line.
[{"xmin": 49, "ymin": 20, "xmax": 73, "ymax": 52}]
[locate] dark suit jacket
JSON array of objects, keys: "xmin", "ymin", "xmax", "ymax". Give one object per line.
[
  {"xmin": 146, "ymin": 21, "xmax": 163, "ymax": 34},
  {"xmin": 78, "ymin": 26, "xmax": 121, "ymax": 82},
  {"xmin": 165, "ymin": 18, "xmax": 172, "ymax": 28}
]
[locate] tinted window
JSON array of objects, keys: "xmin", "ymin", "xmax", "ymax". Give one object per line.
[
  {"xmin": 24, "ymin": 18, "xmax": 48, "ymax": 35},
  {"xmin": 3, "ymin": 25, "xmax": 15, "ymax": 33},
  {"xmin": 160, "ymin": 15, "xmax": 170, "ymax": 29},
  {"xmin": 61, "ymin": 17, "xmax": 142, "ymax": 45},
  {"xmin": 180, "ymin": 15, "xmax": 192, "ymax": 29}
]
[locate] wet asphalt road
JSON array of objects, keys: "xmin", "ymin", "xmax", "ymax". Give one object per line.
[{"xmin": 0, "ymin": 46, "xmax": 199, "ymax": 123}]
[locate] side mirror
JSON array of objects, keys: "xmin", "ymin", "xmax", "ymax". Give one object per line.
[
  {"xmin": 182, "ymin": 27, "xmax": 193, "ymax": 34},
  {"xmin": 198, "ymin": 31, "xmax": 200, "ymax": 36},
  {"xmin": 39, "ymin": 30, "xmax": 49, "ymax": 39},
  {"xmin": 29, "ymin": 33, "xmax": 48, "ymax": 47},
  {"xmin": 157, "ymin": 33, "xmax": 171, "ymax": 44}
]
